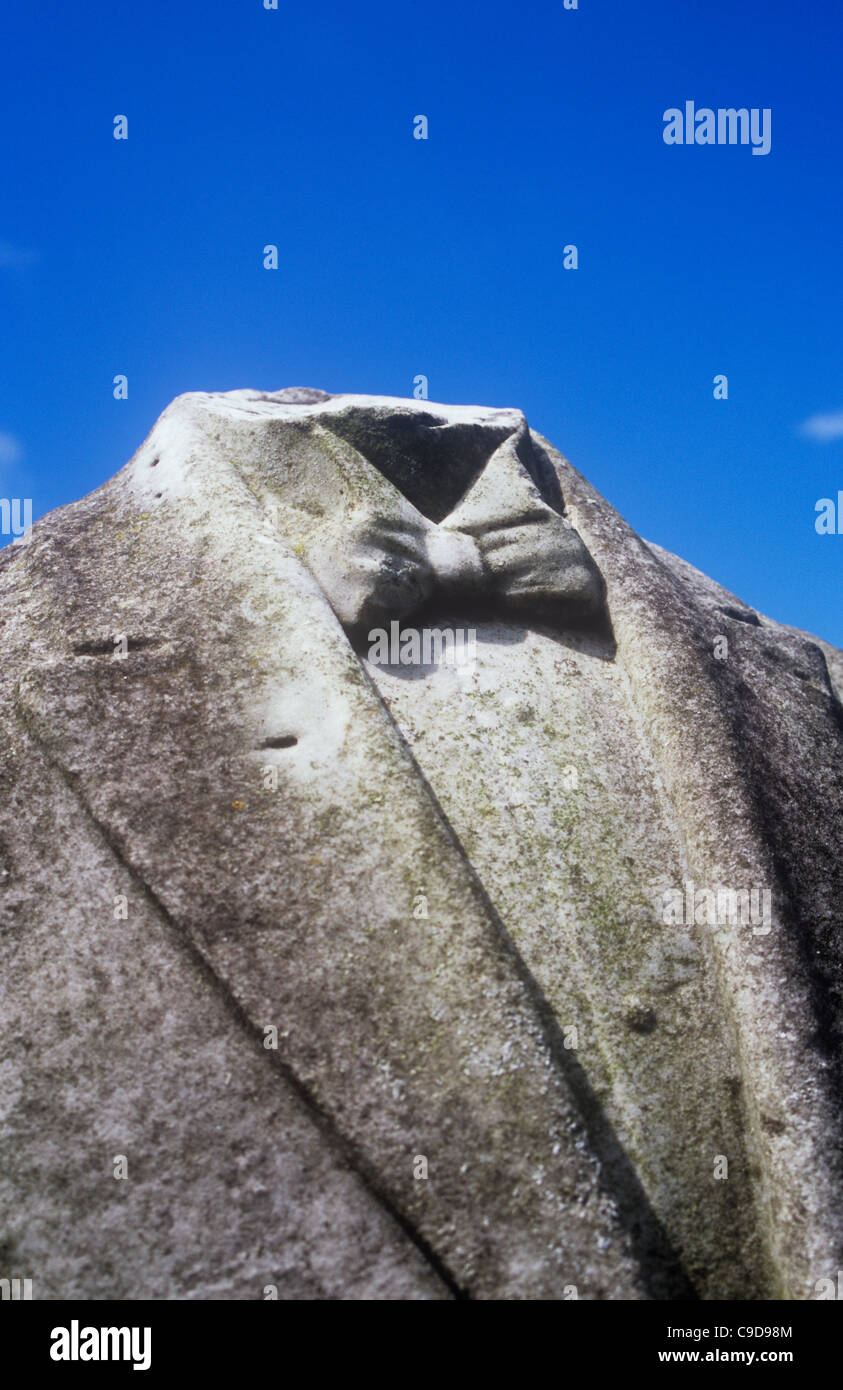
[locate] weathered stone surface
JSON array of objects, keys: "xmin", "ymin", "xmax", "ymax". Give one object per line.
[{"xmin": 0, "ymin": 388, "xmax": 841, "ymax": 1300}]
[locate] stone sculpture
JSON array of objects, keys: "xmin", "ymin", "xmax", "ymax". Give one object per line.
[{"xmin": 1, "ymin": 387, "xmax": 841, "ymax": 1300}]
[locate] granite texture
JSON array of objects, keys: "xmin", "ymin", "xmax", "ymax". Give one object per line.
[{"xmin": 1, "ymin": 388, "xmax": 841, "ymax": 1300}]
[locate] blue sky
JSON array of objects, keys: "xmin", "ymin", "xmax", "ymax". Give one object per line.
[{"xmin": 1, "ymin": 0, "xmax": 841, "ymax": 644}]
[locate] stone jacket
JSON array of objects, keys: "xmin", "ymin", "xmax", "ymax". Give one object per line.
[{"xmin": 0, "ymin": 388, "xmax": 841, "ymax": 1300}]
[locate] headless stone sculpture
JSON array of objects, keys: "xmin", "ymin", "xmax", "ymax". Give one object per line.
[{"xmin": 0, "ymin": 387, "xmax": 841, "ymax": 1300}]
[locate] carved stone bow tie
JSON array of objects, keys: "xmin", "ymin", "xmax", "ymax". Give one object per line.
[
  {"xmin": 305, "ymin": 503, "xmax": 606, "ymax": 637},
  {"xmin": 276, "ymin": 416, "xmax": 607, "ymax": 636}
]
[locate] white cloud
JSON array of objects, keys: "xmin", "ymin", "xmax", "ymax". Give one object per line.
[
  {"xmin": 798, "ymin": 409, "xmax": 843, "ymax": 442},
  {"xmin": 0, "ymin": 242, "xmax": 38, "ymax": 269},
  {"xmin": 0, "ymin": 432, "xmax": 23, "ymax": 465}
]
